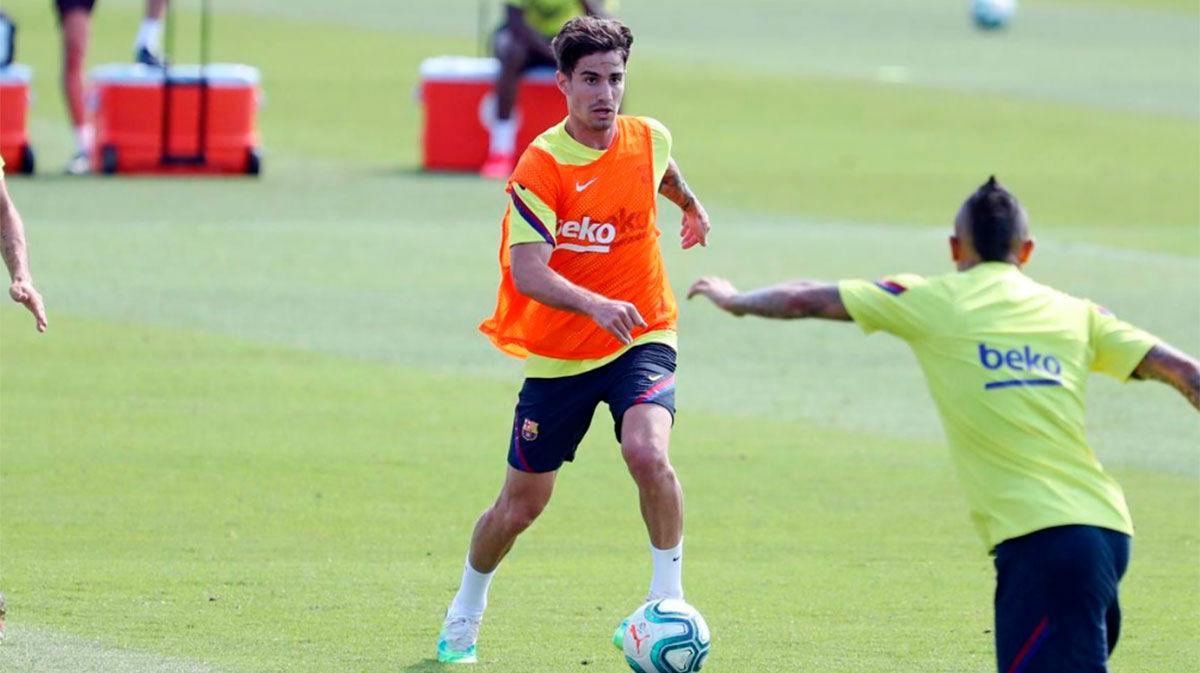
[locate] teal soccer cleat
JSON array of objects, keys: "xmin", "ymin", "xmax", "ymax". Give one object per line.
[
  {"xmin": 437, "ymin": 615, "xmax": 481, "ymax": 664},
  {"xmin": 612, "ymin": 618, "xmax": 630, "ymax": 651}
]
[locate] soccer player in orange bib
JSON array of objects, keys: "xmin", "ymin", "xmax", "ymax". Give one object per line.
[{"xmin": 436, "ymin": 16, "xmax": 711, "ymax": 664}]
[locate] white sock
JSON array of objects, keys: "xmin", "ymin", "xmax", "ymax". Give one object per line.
[
  {"xmin": 74, "ymin": 124, "xmax": 94, "ymax": 155},
  {"xmin": 649, "ymin": 538, "xmax": 684, "ymax": 600},
  {"xmin": 135, "ymin": 19, "xmax": 162, "ymax": 52},
  {"xmin": 448, "ymin": 558, "xmax": 494, "ymax": 619},
  {"xmin": 488, "ymin": 117, "xmax": 518, "ymax": 155}
]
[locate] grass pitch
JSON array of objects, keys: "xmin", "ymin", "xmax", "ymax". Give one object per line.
[{"xmin": 1, "ymin": 1, "xmax": 1197, "ymax": 672}]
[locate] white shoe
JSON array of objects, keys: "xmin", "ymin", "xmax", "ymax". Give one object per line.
[
  {"xmin": 64, "ymin": 151, "xmax": 90, "ymax": 175},
  {"xmin": 437, "ymin": 614, "xmax": 481, "ymax": 664}
]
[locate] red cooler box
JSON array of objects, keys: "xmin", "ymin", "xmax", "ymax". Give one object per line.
[
  {"xmin": 91, "ymin": 63, "xmax": 262, "ymax": 175},
  {"xmin": 0, "ymin": 65, "xmax": 35, "ymax": 174},
  {"xmin": 419, "ymin": 56, "xmax": 566, "ymax": 172}
]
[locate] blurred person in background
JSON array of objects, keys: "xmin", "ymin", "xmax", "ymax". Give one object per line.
[
  {"xmin": 481, "ymin": 1, "xmax": 611, "ymax": 179},
  {"xmin": 55, "ymin": 0, "xmax": 168, "ymax": 175}
]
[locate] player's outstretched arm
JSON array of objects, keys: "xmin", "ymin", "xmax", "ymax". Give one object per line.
[
  {"xmin": 687, "ymin": 276, "xmax": 851, "ymax": 321},
  {"xmin": 0, "ymin": 176, "xmax": 47, "ymax": 333},
  {"xmin": 510, "ymin": 242, "xmax": 646, "ymax": 344},
  {"xmin": 1133, "ymin": 342, "xmax": 1200, "ymax": 411},
  {"xmin": 659, "ymin": 159, "xmax": 709, "ymax": 250}
]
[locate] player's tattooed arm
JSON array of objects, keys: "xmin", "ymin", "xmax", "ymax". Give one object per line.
[
  {"xmin": 661, "ymin": 159, "xmax": 710, "ymax": 249},
  {"xmin": 659, "ymin": 159, "xmax": 696, "ymax": 212},
  {"xmin": 0, "ymin": 178, "xmax": 47, "ymax": 332},
  {"xmin": 687, "ymin": 277, "xmax": 852, "ymax": 321},
  {"xmin": 1133, "ymin": 342, "xmax": 1200, "ymax": 411},
  {"xmin": 0, "ymin": 181, "xmax": 28, "ymax": 282}
]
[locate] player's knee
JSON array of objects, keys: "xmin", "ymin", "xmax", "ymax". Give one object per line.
[
  {"xmin": 497, "ymin": 494, "xmax": 547, "ymax": 533},
  {"xmin": 622, "ymin": 441, "xmax": 673, "ymax": 485}
]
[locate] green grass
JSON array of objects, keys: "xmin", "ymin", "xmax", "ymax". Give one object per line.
[
  {"xmin": 1045, "ymin": 0, "xmax": 1198, "ymax": 11},
  {"xmin": 14, "ymin": 1, "xmax": 1196, "ymax": 252},
  {"xmin": 0, "ymin": 0, "xmax": 1197, "ymax": 671},
  {"xmin": 2, "ymin": 312, "xmax": 1196, "ymax": 672}
]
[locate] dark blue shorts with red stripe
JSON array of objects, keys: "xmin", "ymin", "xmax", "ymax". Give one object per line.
[
  {"xmin": 993, "ymin": 525, "xmax": 1131, "ymax": 673},
  {"xmin": 508, "ymin": 343, "xmax": 677, "ymax": 473}
]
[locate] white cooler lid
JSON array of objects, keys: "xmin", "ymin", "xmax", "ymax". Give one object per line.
[
  {"xmin": 419, "ymin": 56, "xmax": 556, "ymax": 84},
  {"xmin": 0, "ymin": 64, "xmax": 32, "ymax": 84},
  {"xmin": 91, "ymin": 63, "xmax": 261, "ymax": 87}
]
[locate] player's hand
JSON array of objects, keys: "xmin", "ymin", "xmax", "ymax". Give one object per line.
[
  {"xmin": 9, "ymin": 279, "xmax": 47, "ymax": 332},
  {"xmin": 589, "ymin": 298, "xmax": 647, "ymax": 345},
  {"xmin": 680, "ymin": 201, "xmax": 710, "ymax": 250},
  {"xmin": 687, "ymin": 276, "xmax": 741, "ymax": 315}
]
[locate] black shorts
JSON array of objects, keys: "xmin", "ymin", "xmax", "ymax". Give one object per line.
[
  {"xmin": 55, "ymin": 0, "xmax": 95, "ymax": 18},
  {"xmin": 508, "ymin": 343, "xmax": 677, "ymax": 473},
  {"xmin": 993, "ymin": 525, "xmax": 1131, "ymax": 673}
]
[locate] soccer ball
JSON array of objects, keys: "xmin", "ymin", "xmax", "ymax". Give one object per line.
[
  {"xmin": 622, "ymin": 599, "xmax": 711, "ymax": 673},
  {"xmin": 972, "ymin": 0, "xmax": 1017, "ymax": 29}
]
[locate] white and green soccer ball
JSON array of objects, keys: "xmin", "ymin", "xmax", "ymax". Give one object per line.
[{"xmin": 622, "ymin": 599, "xmax": 711, "ymax": 673}]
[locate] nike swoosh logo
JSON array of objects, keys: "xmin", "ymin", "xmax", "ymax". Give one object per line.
[
  {"xmin": 648, "ymin": 374, "xmax": 664, "ymax": 382},
  {"xmin": 575, "ymin": 178, "xmax": 599, "ymax": 192}
]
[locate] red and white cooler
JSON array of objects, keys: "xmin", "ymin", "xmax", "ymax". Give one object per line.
[
  {"xmin": 90, "ymin": 63, "xmax": 262, "ymax": 175},
  {"xmin": 0, "ymin": 65, "xmax": 35, "ymax": 175},
  {"xmin": 419, "ymin": 56, "xmax": 567, "ymax": 172}
]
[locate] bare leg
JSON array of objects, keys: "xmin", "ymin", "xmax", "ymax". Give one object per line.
[
  {"xmin": 443, "ymin": 466, "xmax": 556, "ymax": 628},
  {"xmin": 468, "ymin": 466, "xmax": 556, "ymax": 572},
  {"xmin": 621, "ymin": 404, "xmax": 683, "ymax": 549},
  {"xmin": 60, "ymin": 9, "xmax": 90, "ymax": 132},
  {"xmin": 145, "ymin": 0, "xmax": 168, "ymax": 20},
  {"xmin": 493, "ymin": 30, "xmax": 529, "ymax": 123},
  {"xmin": 481, "ymin": 27, "xmax": 529, "ymax": 174}
]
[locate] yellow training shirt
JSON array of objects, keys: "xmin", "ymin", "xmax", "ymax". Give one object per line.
[
  {"xmin": 839, "ymin": 262, "xmax": 1158, "ymax": 551},
  {"xmin": 508, "ymin": 1, "xmax": 615, "ymax": 39}
]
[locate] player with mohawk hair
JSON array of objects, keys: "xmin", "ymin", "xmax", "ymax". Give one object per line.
[{"xmin": 688, "ymin": 176, "xmax": 1199, "ymax": 673}]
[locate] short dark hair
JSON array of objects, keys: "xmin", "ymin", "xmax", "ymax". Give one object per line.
[
  {"xmin": 552, "ymin": 16, "xmax": 633, "ymax": 76},
  {"xmin": 963, "ymin": 176, "xmax": 1027, "ymax": 262}
]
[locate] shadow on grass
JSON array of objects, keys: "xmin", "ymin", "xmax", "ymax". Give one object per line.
[{"xmin": 401, "ymin": 659, "xmax": 445, "ymax": 672}]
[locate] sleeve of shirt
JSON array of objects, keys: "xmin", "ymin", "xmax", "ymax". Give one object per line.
[
  {"xmin": 638, "ymin": 116, "xmax": 673, "ymax": 188},
  {"xmin": 506, "ymin": 150, "xmax": 559, "ymax": 247},
  {"xmin": 838, "ymin": 273, "xmax": 938, "ymax": 341},
  {"xmin": 1088, "ymin": 302, "xmax": 1158, "ymax": 381}
]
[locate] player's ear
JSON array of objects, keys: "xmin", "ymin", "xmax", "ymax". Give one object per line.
[
  {"xmin": 556, "ymin": 70, "xmax": 570, "ymax": 96},
  {"xmin": 949, "ymin": 235, "xmax": 962, "ymax": 263},
  {"xmin": 1017, "ymin": 238, "xmax": 1035, "ymax": 265}
]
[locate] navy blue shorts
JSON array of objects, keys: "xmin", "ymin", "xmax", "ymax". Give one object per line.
[
  {"xmin": 54, "ymin": 0, "xmax": 95, "ymax": 17},
  {"xmin": 993, "ymin": 525, "xmax": 1131, "ymax": 673},
  {"xmin": 508, "ymin": 343, "xmax": 677, "ymax": 473}
]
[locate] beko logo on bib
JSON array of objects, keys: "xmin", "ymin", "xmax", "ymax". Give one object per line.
[
  {"xmin": 978, "ymin": 342, "xmax": 1064, "ymax": 390},
  {"xmin": 557, "ymin": 216, "xmax": 616, "ymax": 253}
]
